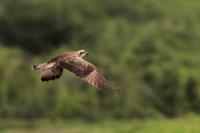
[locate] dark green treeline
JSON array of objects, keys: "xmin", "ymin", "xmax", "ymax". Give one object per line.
[{"xmin": 0, "ymin": 0, "xmax": 200, "ymax": 119}]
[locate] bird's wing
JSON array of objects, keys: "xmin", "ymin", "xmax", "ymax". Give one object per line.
[
  {"xmin": 60, "ymin": 57, "xmax": 112, "ymax": 92},
  {"xmin": 40, "ymin": 63, "xmax": 63, "ymax": 81}
]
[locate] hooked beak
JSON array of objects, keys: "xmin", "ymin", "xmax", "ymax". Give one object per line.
[{"xmin": 86, "ymin": 52, "xmax": 89, "ymax": 55}]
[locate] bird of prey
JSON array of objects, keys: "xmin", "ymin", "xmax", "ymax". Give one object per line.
[{"xmin": 32, "ymin": 50, "xmax": 112, "ymax": 92}]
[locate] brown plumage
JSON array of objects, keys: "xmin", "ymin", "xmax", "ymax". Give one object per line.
[{"xmin": 32, "ymin": 50, "xmax": 112, "ymax": 92}]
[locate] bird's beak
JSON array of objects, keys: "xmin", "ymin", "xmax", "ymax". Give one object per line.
[{"xmin": 86, "ymin": 52, "xmax": 89, "ymax": 55}]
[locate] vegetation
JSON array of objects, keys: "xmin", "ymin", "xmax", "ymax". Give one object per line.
[
  {"xmin": 1, "ymin": 115, "xmax": 200, "ymax": 133},
  {"xmin": 0, "ymin": 0, "xmax": 200, "ymax": 121}
]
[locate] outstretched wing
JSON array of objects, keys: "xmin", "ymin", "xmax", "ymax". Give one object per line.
[
  {"xmin": 40, "ymin": 63, "xmax": 63, "ymax": 81},
  {"xmin": 60, "ymin": 58, "xmax": 112, "ymax": 92}
]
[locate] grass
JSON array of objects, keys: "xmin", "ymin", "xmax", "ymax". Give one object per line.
[{"xmin": 0, "ymin": 115, "xmax": 200, "ymax": 133}]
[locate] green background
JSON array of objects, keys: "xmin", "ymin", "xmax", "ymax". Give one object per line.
[{"xmin": 0, "ymin": 0, "xmax": 200, "ymax": 132}]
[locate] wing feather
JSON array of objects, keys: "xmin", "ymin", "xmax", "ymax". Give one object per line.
[
  {"xmin": 61, "ymin": 58, "xmax": 112, "ymax": 92},
  {"xmin": 41, "ymin": 63, "xmax": 63, "ymax": 81}
]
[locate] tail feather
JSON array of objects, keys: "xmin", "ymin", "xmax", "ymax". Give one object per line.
[
  {"xmin": 32, "ymin": 65, "xmax": 39, "ymax": 70},
  {"xmin": 32, "ymin": 62, "xmax": 56, "ymax": 71},
  {"xmin": 32, "ymin": 63, "xmax": 47, "ymax": 71}
]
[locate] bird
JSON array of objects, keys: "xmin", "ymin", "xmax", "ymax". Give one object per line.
[{"xmin": 32, "ymin": 50, "xmax": 112, "ymax": 92}]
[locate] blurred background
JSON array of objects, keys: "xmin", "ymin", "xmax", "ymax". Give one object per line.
[{"xmin": 0, "ymin": 0, "xmax": 200, "ymax": 132}]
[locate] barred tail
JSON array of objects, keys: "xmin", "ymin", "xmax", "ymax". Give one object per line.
[
  {"xmin": 32, "ymin": 63, "xmax": 47, "ymax": 71},
  {"xmin": 32, "ymin": 65, "xmax": 39, "ymax": 70}
]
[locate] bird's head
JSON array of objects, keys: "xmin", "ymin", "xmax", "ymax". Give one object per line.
[{"xmin": 77, "ymin": 49, "xmax": 88, "ymax": 58}]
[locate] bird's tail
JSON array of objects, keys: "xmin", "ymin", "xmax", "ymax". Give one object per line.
[{"xmin": 32, "ymin": 63, "xmax": 47, "ymax": 71}]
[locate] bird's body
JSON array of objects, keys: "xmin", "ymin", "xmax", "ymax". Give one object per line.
[{"xmin": 32, "ymin": 50, "xmax": 112, "ymax": 92}]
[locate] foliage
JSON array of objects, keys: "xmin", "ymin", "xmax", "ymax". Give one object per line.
[{"xmin": 0, "ymin": 0, "xmax": 200, "ymax": 119}]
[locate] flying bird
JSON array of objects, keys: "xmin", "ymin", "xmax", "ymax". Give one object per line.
[{"xmin": 32, "ymin": 50, "xmax": 112, "ymax": 92}]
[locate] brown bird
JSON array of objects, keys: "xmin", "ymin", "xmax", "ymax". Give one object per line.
[{"xmin": 32, "ymin": 50, "xmax": 112, "ymax": 92}]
